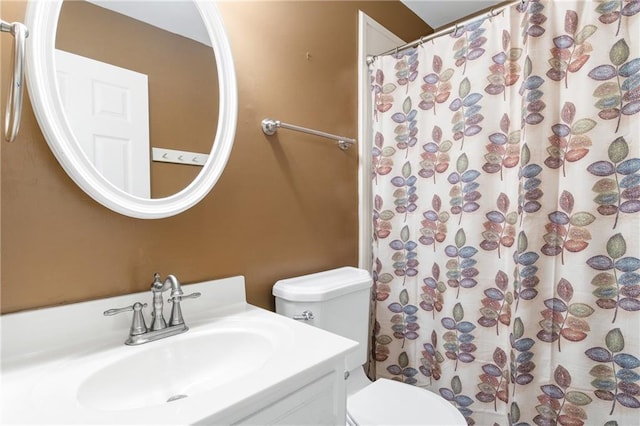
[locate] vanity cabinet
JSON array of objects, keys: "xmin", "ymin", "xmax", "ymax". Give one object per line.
[{"xmin": 217, "ymin": 364, "xmax": 346, "ymax": 425}]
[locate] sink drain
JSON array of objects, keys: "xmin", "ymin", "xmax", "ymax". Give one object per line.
[{"xmin": 167, "ymin": 394, "xmax": 189, "ymax": 403}]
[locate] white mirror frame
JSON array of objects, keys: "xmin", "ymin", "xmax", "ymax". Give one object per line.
[{"xmin": 25, "ymin": 0, "xmax": 237, "ymax": 219}]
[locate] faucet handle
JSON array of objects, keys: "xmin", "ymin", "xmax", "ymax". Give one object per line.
[
  {"xmin": 167, "ymin": 292, "xmax": 201, "ymax": 326},
  {"xmin": 104, "ymin": 302, "xmax": 146, "ymax": 316},
  {"xmin": 168, "ymin": 292, "xmax": 201, "ymax": 303},
  {"xmin": 104, "ymin": 302, "xmax": 148, "ymax": 336}
]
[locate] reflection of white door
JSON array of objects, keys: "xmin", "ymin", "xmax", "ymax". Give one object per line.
[{"xmin": 55, "ymin": 49, "xmax": 150, "ymax": 197}]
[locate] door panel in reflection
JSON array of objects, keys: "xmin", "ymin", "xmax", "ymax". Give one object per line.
[{"xmin": 56, "ymin": 49, "xmax": 150, "ymax": 197}]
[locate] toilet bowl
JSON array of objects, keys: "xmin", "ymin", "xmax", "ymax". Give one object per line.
[
  {"xmin": 345, "ymin": 367, "xmax": 466, "ymax": 426},
  {"xmin": 273, "ymin": 267, "xmax": 466, "ymax": 426}
]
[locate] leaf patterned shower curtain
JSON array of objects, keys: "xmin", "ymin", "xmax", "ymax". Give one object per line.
[{"xmin": 370, "ymin": 1, "xmax": 639, "ymax": 425}]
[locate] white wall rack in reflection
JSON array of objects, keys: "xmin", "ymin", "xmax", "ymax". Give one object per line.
[{"xmin": 152, "ymin": 147, "xmax": 209, "ymax": 166}]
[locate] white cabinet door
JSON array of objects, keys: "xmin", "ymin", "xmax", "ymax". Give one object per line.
[{"xmin": 55, "ymin": 50, "xmax": 150, "ymax": 197}]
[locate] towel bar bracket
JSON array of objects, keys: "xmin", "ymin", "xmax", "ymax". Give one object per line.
[{"xmin": 261, "ymin": 119, "xmax": 279, "ymax": 136}]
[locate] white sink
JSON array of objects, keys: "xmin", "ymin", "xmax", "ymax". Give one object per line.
[
  {"xmin": 74, "ymin": 324, "xmax": 276, "ymax": 411},
  {"xmin": 1, "ymin": 276, "xmax": 357, "ymax": 425}
]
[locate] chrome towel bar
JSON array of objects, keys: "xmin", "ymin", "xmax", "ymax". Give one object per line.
[
  {"xmin": 1, "ymin": 19, "xmax": 29, "ymax": 142},
  {"xmin": 261, "ymin": 118, "xmax": 356, "ymax": 150}
]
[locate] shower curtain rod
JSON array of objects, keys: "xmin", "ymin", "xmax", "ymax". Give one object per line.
[{"xmin": 367, "ymin": 0, "xmax": 523, "ymax": 65}]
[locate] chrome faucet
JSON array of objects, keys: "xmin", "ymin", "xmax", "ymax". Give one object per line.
[{"xmin": 104, "ymin": 273, "xmax": 201, "ymax": 345}]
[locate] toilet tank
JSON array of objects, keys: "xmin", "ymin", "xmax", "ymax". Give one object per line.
[{"xmin": 273, "ymin": 267, "xmax": 373, "ymax": 371}]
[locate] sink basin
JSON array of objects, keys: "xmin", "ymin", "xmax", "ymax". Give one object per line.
[
  {"xmin": 76, "ymin": 327, "xmax": 274, "ymax": 411},
  {"xmin": 28, "ymin": 317, "xmax": 289, "ymax": 416}
]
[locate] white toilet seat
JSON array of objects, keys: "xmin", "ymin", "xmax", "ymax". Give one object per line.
[{"xmin": 347, "ymin": 378, "xmax": 466, "ymax": 426}]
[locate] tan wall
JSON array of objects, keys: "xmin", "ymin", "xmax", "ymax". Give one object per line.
[{"xmin": 0, "ymin": 1, "xmax": 430, "ymax": 314}]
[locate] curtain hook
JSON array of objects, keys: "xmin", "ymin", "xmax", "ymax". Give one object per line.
[
  {"xmin": 418, "ymin": 36, "xmax": 425, "ymax": 48},
  {"xmin": 394, "ymin": 46, "xmax": 399, "ymax": 56}
]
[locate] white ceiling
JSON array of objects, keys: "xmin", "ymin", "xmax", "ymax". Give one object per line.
[
  {"xmin": 87, "ymin": 1, "xmax": 211, "ymax": 46},
  {"xmin": 402, "ymin": 0, "xmax": 504, "ymax": 29},
  {"xmin": 88, "ymin": 1, "xmax": 504, "ymax": 45}
]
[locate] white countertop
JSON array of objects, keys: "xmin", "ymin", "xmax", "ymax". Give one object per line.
[{"xmin": 0, "ymin": 276, "xmax": 357, "ymax": 424}]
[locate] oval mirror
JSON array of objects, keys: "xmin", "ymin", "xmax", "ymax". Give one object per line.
[{"xmin": 25, "ymin": 0, "xmax": 237, "ymax": 219}]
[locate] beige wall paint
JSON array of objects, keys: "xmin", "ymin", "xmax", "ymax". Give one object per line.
[{"xmin": 0, "ymin": 1, "xmax": 430, "ymax": 314}]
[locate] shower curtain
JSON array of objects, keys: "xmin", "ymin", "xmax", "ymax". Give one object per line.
[{"xmin": 370, "ymin": 1, "xmax": 639, "ymax": 425}]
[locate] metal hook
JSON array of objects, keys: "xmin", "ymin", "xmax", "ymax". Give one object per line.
[{"xmin": 488, "ymin": 8, "xmax": 495, "ymax": 22}]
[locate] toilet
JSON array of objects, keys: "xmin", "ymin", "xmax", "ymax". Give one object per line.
[{"xmin": 273, "ymin": 267, "xmax": 467, "ymax": 426}]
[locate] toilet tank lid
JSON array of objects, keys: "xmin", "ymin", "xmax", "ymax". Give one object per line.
[{"xmin": 273, "ymin": 267, "xmax": 373, "ymax": 302}]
